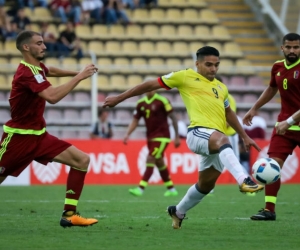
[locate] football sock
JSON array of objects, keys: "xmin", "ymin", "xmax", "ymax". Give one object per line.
[
  {"xmin": 64, "ymin": 167, "xmax": 87, "ymax": 211},
  {"xmin": 159, "ymin": 165, "xmax": 175, "ymax": 189},
  {"xmin": 176, "ymin": 183, "xmax": 206, "ymax": 216},
  {"xmin": 139, "ymin": 163, "xmax": 155, "ymax": 189},
  {"xmin": 265, "ymin": 179, "xmax": 281, "ymax": 212},
  {"xmin": 219, "ymin": 144, "xmax": 248, "ymax": 185}
]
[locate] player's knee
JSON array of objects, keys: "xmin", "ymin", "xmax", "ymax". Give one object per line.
[{"xmin": 77, "ymin": 153, "xmax": 90, "ymax": 170}]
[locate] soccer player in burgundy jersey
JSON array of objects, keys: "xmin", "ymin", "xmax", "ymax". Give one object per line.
[
  {"xmin": 243, "ymin": 33, "xmax": 300, "ymax": 221},
  {"xmin": 124, "ymin": 90, "xmax": 181, "ymax": 197},
  {"xmin": 0, "ymin": 31, "xmax": 98, "ymax": 227}
]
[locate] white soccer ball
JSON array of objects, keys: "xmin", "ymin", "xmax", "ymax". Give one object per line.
[{"xmin": 252, "ymin": 158, "xmax": 281, "ymax": 185}]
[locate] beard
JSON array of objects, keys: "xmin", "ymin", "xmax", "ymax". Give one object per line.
[{"xmin": 285, "ymin": 53, "xmax": 299, "ymax": 63}]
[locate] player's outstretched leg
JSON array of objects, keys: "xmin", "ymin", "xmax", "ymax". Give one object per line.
[
  {"xmin": 167, "ymin": 206, "xmax": 186, "ymax": 229},
  {"xmin": 129, "ymin": 163, "xmax": 154, "ymax": 196},
  {"xmin": 239, "ymin": 176, "xmax": 264, "ymax": 193}
]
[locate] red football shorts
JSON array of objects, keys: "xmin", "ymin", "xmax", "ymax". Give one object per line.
[
  {"xmin": 147, "ymin": 137, "xmax": 170, "ymax": 159},
  {"xmin": 0, "ymin": 132, "xmax": 71, "ymax": 177},
  {"xmin": 268, "ymin": 129, "xmax": 300, "ymax": 161}
]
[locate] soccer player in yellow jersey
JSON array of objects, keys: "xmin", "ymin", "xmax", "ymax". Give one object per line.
[{"xmin": 103, "ymin": 46, "xmax": 264, "ymax": 229}]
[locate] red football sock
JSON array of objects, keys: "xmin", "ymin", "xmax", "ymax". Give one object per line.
[
  {"xmin": 139, "ymin": 166, "xmax": 154, "ymax": 189},
  {"xmin": 64, "ymin": 168, "xmax": 87, "ymax": 211},
  {"xmin": 159, "ymin": 166, "xmax": 174, "ymax": 189},
  {"xmin": 265, "ymin": 179, "xmax": 281, "ymax": 212}
]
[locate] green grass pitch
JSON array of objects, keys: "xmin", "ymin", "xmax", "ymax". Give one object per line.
[{"xmin": 1, "ymin": 184, "xmax": 300, "ymax": 250}]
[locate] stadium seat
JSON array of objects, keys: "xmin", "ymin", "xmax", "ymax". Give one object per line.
[
  {"xmin": 32, "ymin": 7, "xmax": 52, "ymax": 22},
  {"xmin": 149, "ymin": 9, "xmax": 165, "ymax": 22},
  {"xmin": 44, "ymin": 58, "xmax": 61, "ymax": 67},
  {"xmin": 92, "ymin": 25, "xmax": 109, "ymax": 38},
  {"xmin": 114, "ymin": 57, "xmax": 131, "ymax": 73},
  {"xmin": 97, "ymin": 58, "xmax": 113, "ymax": 73},
  {"xmin": 61, "ymin": 58, "xmax": 78, "ymax": 71},
  {"xmin": 212, "ymin": 25, "xmax": 231, "ymax": 41},
  {"xmin": 60, "ymin": 93, "xmax": 73, "ymax": 102},
  {"xmin": 148, "ymin": 58, "xmax": 166, "ymax": 74},
  {"xmin": 186, "ymin": 0, "xmax": 207, "ymax": 7},
  {"xmin": 248, "ymin": 76, "xmax": 264, "ymax": 86},
  {"xmin": 229, "ymin": 76, "xmax": 247, "ymax": 86},
  {"xmin": 207, "ymin": 42, "xmax": 223, "ymax": 54},
  {"xmin": 10, "ymin": 58, "xmax": 22, "ymax": 73},
  {"xmin": 104, "ymin": 41, "xmax": 121, "ymax": 55},
  {"xmin": 97, "ymin": 75, "xmax": 110, "ymax": 90},
  {"xmin": 46, "ymin": 109, "xmax": 63, "ymax": 123},
  {"xmin": 76, "ymin": 25, "xmax": 93, "ymax": 40},
  {"xmin": 61, "ymin": 130, "xmax": 78, "ymax": 139},
  {"xmin": 98, "ymin": 93, "xmax": 106, "ymax": 102},
  {"xmin": 165, "ymin": 9, "xmax": 181, "ymax": 22},
  {"xmin": 177, "ymin": 25, "xmax": 193, "ymax": 38},
  {"xmin": 88, "ymin": 41, "xmax": 104, "ymax": 56},
  {"xmin": 109, "ymin": 25, "xmax": 125, "ymax": 39},
  {"xmin": 48, "ymin": 24, "xmax": 59, "ymax": 37},
  {"xmin": 184, "ymin": 58, "xmax": 195, "ymax": 69},
  {"xmin": 110, "ymin": 75, "xmax": 127, "ymax": 90},
  {"xmin": 79, "ymin": 58, "xmax": 93, "ymax": 67},
  {"xmin": 78, "ymin": 130, "xmax": 90, "ymax": 139},
  {"xmin": 217, "ymin": 59, "xmax": 234, "ymax": 75},
  {"xmin": 114, "ymin": 110, "xmax": 132, "ymax": 123},
  {"xmin": 189, "ymin": 42, "xmax": 204, "ymax": 53},
  {"xmin": 173, "ymin": 42, "xmax": 189, "ymax": 56},
  {"xmin": 127, "ymin": 75, "xmax": 143, "ymax": 88},
  {"xmin": 4, "ymin": 41, "xmax": 20, "ymax": 56},
  {"xmin": 139, "ymin": 41, "xmax": 155, "ymax": 56},
  {"xmin": 132, "ymin": 9, "xmax": 149, "ymax": 22},
  {"xmin": 243, "ymin": 94, "xmax": 258, "ymax": 103},
  {"xmin": 182, "ymin": 9, "xmax": 199, "ymax": 23},
  {"xmin": 122, "ymin": 41, "xmax": 139, "ymax": 56},
  {"xmin": 155, "ymin": 41, "xmax": 172, "ymax": 55},
  {"xmin": 0, "ymin": 90, "xmax": 6, "ymax": 101},
  {"xmin": 6, "ymin": 75, "xmax": 14, "ymax": 89},
  {"xmin": 64, "ymin": 109, "xmax": 81, "ymax": 124},
  {"xmin": 223, "ymin": 42, "xmax": 244, "ymax": 58},
  {"xmin": 200, "ymin": 9, "xmax": 219, "ymax": 24},
  {"xmin": 0, "ymin": 109, "xmax": 10, "ymax": 123},
  {"xmin": 194, "ymin": 26, "xmax": 211, "ymax": 41},
  {"xmin": 0, "ymin": 75, "xmax": 10, "ymax": 90},
  {"xmin": 131, "ymin": 58, "xmax": 148, "ymax": 73},
  {"xmin": 166, "ymin": 58, "xmax": 182, "ymax": 71},
  {"xmin": 143, "ymin": 24, "xmax": 160, "ymax": 39},
  {"xmin": 126, "ymin": 25, "xmax": 143, "ymax": 38},
  {"xmin": 236, "ymin": 59, "xmax": 255, "ymax": 75},
  {"xmin": 49, "ymin": 77, "xmax": 60, "ymax": 87},
  {"xmin": 169, "ymin": 0, "xmax": 185, "ymax": 7},
  {"xmin": 160, "ymin": 25, "xmax": 176, "ymax": 38},
  {"xmin": 77, "ymin": 78, "xmax": 92, "ymax": 91},
  {"xmin": 0, "ymin": 58, "xmax": 9, "ymax": 73},
  {"xmin": 259, "ymin": 110, "xmax": 271, "ymax": 121}
]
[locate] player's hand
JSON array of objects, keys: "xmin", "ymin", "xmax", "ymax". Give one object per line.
[
  {"xmin": 103, "ymin": 96, "xmax": 121, "ymax": 108},
  {"xmin": 243, "ymin": 109, "xmax": 256, "ymax": 126},
  {"xmin": 275, "ymin": 121, "xmax": 290, "ymax": 135},
  {"xmin": 174, "ymin": 136, "xmax": 181, "ymax": 148},
  {"xmin": 242, "ymin": 136, "xmax": 261, "ymax": 152},
  {"xmin": 78, "ymin": 64, "xmax": 98, "ymax": 80},
  {"xmin": 123, "ymin": 135, "xmax": 129, "ymax": 145}
]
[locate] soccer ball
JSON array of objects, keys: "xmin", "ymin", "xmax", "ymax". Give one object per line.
[{"xmin": 251, "ymin": 158, "xmax": 281, "ymax": 185}]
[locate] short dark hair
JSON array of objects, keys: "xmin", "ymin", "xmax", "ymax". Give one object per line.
[
  {"xmin": 16, "ymin": 30, "xmax": 41, "ymax": 51},
  {"xmin": 282, "ymin": 33, "xmax": 300, "ymax": 44},
  {"xmin": 196, "ymin": 46, "xmax": 220, "ymax": 60}
]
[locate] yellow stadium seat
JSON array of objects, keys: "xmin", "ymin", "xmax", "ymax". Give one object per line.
[
  {"xmin": 236, "ymin": 59, "xmax": 255, "ymax": 75},
  {"xmin": 165, "ymin": 9, "xmax": 181, "ymax": 22},
  {"xmin": 183, "ymin": 58, "xmax": 195, "ymax": 69},
  {"xmin": 218, "ymin": 59, "xmax": 234, "ymax": 74},
  {"xmin": 156, "ymin": 41, "xmax": 172, "ymax": 55},
  {"xmin": 143, "ymin": 24, "xmax": 159, "ymax": 38},
  {"xmin": 7, "ymin": 74, "xmax": 15, "ymax": 89},
  {"xmin": 47, "ymin": 24, "xmax": 58, "ymax": 37},
  {"xmin": 127, "ymin": 75, "xmax": 143, "ymax": 87},
  {"xmin": 139, "ymin": 41, "xmax": 155, "ymax": 55},
  {"xmin": 92, "ymin": 25, "xmax": 109, "ymax": 38},
  {"xmin": 126, "ymin": 25, "xmax": 142, "ymax": 38},
  {"xmin": 166, "ymin": 58, "xmax": 182, "ymax": 71},
  {"xmin": 61, "ymin": 58, "xmax": 78, "ymax": 71},
  {"xmin": 122, "ymin": 41, "xmax": 139, "ymax": 56},
  {"xmin": 173, "ymin": 42, "xmax": 189, "ymax": 56},
  {"xmin": 211, "ymin": 25, "xmax": 231, "ymax": 41},
  {"xmin": 79, "ymin": 58, "xmax": 93, "ymax": 67},
  {"xmin": 207, "ymin": 42, "xmax": 223, "ymax": 54},
  {"xmin": 32, "ymin": 7, "xmax": 52, "ymax": 22},
  {"xmin": 132, "ymin": 9, "xmax": 149, "ymax": 22},
  {"xmin": 177, "ymin": 25, "xmax": 193, "ymax": 38},
  {"xmin": 88, "ymin": 41, "xmax": 104, "ymax": 56},
  {"xmin": 9, "ymin": 58, "xmax": 22, "ymax": 73},
  {"xmin": 182, "ymin": 9, "xmax": 199, "ymax": 22},
  {"xmin": 160, "ymin": 25, "xmax": 176, "ymax": 38},
  {"xmin": 169, "ymin": 0, "xmax": 185, "ymax": 6},
  {"xmin": 4, "ymin": 41, "xmax": 20, "ymax": 56},
  {"xmin": 149, "ymin": 58, "xmax": 166, "ymax": 74},
  {"xmin": 97, "ymin": 58, "xmax": 113, "ymax": 73},
  {"xmin": 186, "ymin": 0, "xmax": 207, "ymax": 7},
  {"xmin": 44, "ymin": 58, "xmax": 60, "ymax": 67},
  {"xmin": 30, "ymin": 23, "xmax": 40, "ymax": 32},
  {"xmin": 114, "ymin": 58, "xmax": 131, "ymax": 73},
  {"xmin": 149, "ymin": 9, "xmax": 165, "ymax": 22},
  {"xmin": 49, "ymin": 77, "xmax": 60, "ymax": 86},
  {"xmin": 0, "ymin": 58, "xmax": 9, "ymax": 73},
  {"xmin": 159, "ymin": 0, "xmax": 169, "ymax": 7},
  {"xmin": 223, "ymin": 42, "xmax": 243, "ymax": 58},
  {"xmin": 77, "ymin": 78, "xmax": 92, "ymax": 91},
  {"xmin": 110, "ymin": 75, "xmax": 127, "ymax": 91},
  {"xmin": 131, "ymin": 58, "xmax": 148, "ymax": 73},
  {"xmin": 97, "ymin": 75, "xmax": 110, "ymax": 90},
  {"xmin": 58, "ymin": 23, "xmax": 66, "ymax": 33},
  {"xmin": 189, "ymin": 42, "xmax": 204, "ymax": 53},
  {"xmin": 109, "ymin": 25, "xmax": 125, "ymax": 39},
  {"xmin": 200, "ymin": 9, "xmax": 219, "ymax": 24},
  {"xmin": 76, "ymin": 25, "xmax": 93, "ymax": 40},
  {"xmin": 194, "ymin": 26, "xmax": 211, "ymax": 41},
  {"xmin": 104, "ymin": 41, "xmax": 121, "ymax": 55}
]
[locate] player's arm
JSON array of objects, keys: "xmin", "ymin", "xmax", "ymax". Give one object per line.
[
  {"xmin": 168, "ymin": 112, "xmax": 180, "ymax": 148},
  {"xmin": 103, "ymin": 79, "xmax": 162, "ymax": 108},
  {"xmin": 123, "ymin": 118, "xmax": 139, "ymax": 145},
  {"xmin": 276, "ymin": 109, "xmax": 300, "ymax": 135},
  {"xmin": 46, "ymin": 66, "xmax": 79, "ymax": 77},
  {"xmin": 39, "ymin": 64, "xmax": 97, "ymax": 104},
  {"xmin": 226, "ymin": 107, "xmax": 261, "ymax": 152},
  {"xmin": 243, "ymin": 86, "xmax": 278, "ymax": 126}
]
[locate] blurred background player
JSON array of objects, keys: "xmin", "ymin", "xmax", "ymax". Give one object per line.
[
  {"xmin": 90, "ymin": 108, "xmax": 113, "ymax": 139},
  {"xmin": 243, "ymin": 33, "xmax": 300, "ymax": 221},
  {"xmin": 124, "ymin": 90, "xmax": 181, "ymax": 197}
]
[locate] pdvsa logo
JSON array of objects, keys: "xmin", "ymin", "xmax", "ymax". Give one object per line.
[
  {"xmin": 32, "ymin": 161, "xmax": 62, "ymax": 183},
  {"xmin": 257, "ymin": 145, "xmax": 298, "ymax": 183}
]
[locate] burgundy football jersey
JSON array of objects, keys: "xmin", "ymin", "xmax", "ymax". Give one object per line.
[
  {"xmin": 134, "ymin": 93, "xmax": 173, "ymax": 139},
  {"xmin": 5, "ymin": 61, "xmax": 51, "ymax": 130},
  {"xmin": 270, "ymin": 59, "xmax": 300, "ymax": 121}
]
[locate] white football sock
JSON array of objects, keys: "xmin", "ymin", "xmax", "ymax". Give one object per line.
[
  {"xmin": 219, "ymin": 147, "xmax": 248, "ymax": 185},
  {"xmin": 176, "ymin": 184, "xmax": 206, "ymax": 216}
]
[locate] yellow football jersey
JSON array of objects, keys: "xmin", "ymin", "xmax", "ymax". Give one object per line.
[
  {"xmin": 224, "ymin": 94, "xmax": 237, "ymax": 136},
  {"xmin": 159, "ymin": 68, "xmax": 229, "ymax": 133}
]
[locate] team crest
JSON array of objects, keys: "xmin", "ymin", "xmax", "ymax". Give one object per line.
[
  {"xmin": 0, "ymin": 166, "xmax": 5, "ymax": 174},
  {"xmin": 217, "ymin": 85, "xmax": 223, "ymax": 91},
  {"xmin": 294, "ymin": 71, "xmax": 299, "ymax": 79}
]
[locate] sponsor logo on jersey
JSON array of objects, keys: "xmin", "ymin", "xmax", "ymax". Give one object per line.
[
  {"xmin": 294, "ymin": 71, "xmax": 299, "ymax": 79},
  {"xmin": 0, "ymin": 166, "xmax": 5, "ymax": 174},
  {"xmin": 34, "ymin": 74, "xmax": 45, "ymax": 84},
  {"xmin": 195, "ymin": 78, "xmax": 200, "ymax": 81}
]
